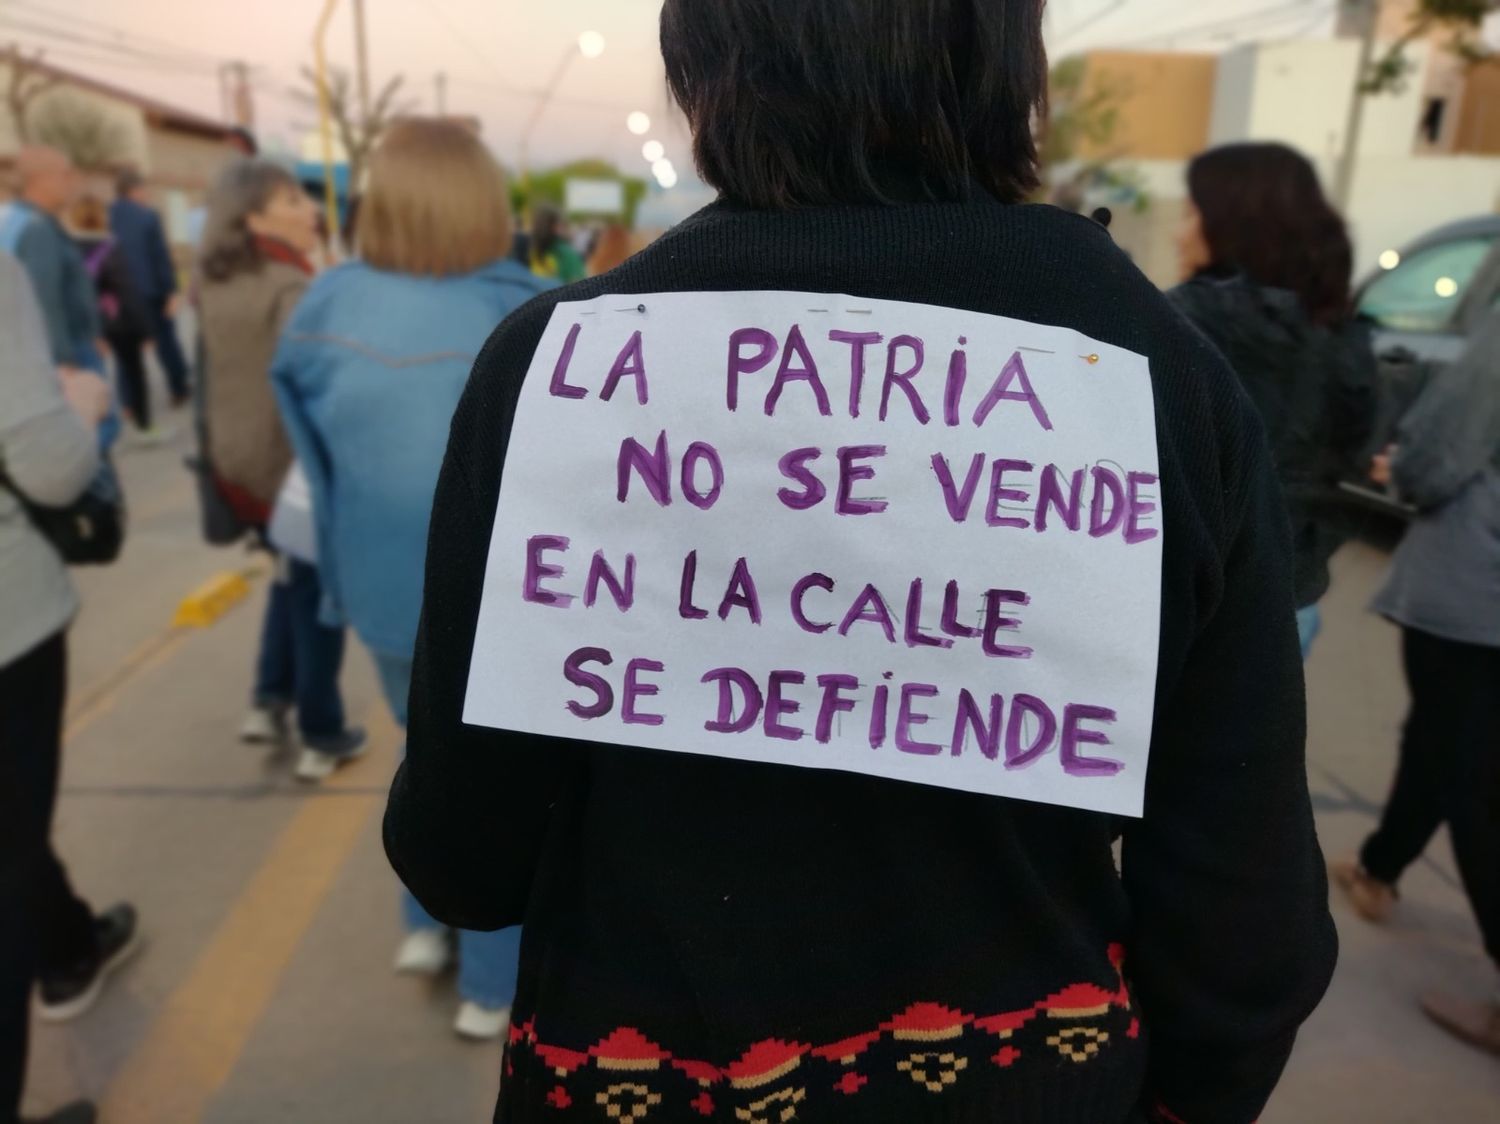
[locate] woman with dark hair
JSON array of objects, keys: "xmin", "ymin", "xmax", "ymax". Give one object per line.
[
  {"xmin": 1171, "ymin": 142, "xmax": 1376, "ymax": 658},
  {"xmin": 198, "ymin": 159, "xmax": 363, "ymax": 781},
  {"xmin": 386, "ymin": 4, "xmax": 1336, "ymax": 1122}
]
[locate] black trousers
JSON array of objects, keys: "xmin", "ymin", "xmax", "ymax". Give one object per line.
[
  {"xmin": 107, "ymin": 333, "xmax": 151, "ymax": 431},
  {"xmin": 1361, "ymin": 627, "xmax": 1500, "ymax": 968},
  {"xmin": 0, "ymin": 632, "xmax": 95, "ymax": 1123}
]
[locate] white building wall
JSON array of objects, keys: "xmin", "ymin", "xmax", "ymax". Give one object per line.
[
  {"xmin": 1208, "ymin": 46, "xmax": 1257, "ymax": 146},
  {"xmin": 1206, "ymin": 39, "xmax": 1435, "ymax": 164}
]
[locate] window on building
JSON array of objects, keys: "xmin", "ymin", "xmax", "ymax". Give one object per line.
[
  {"xmin": 1419, "ymin": 97, "xmax": 1447, "ymax": 145},
  {"xmin": 1358, "ymin": 236, "xmax": 1496, "ymax": 333}
]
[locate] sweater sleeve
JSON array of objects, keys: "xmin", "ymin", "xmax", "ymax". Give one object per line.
[
  {"xmin": 384, "ymin": 304, "xmax": 585, "ymax": 932},
  {"xmin": 271, "ymin": 324, "xmax": 343, "ymax": 624},
  {"xmin": 0, "ymin": 255, "xmax": 98, "ymax": 505},
  {"xmin": 1123, "ymin": 389, "xmax": 1337, "ymax": 1123},
  {"xmin": 14, "ymin": 222, "xmax": 71, "ymax": 363}
]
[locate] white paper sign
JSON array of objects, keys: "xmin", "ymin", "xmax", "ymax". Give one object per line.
[{"xmin": 465, "ymin": 291, "xmax": 1163, "ymax": 817}]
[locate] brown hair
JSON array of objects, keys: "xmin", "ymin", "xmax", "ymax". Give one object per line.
[
  {"xmin": 199, "ymin": 158, "xmax": 302, "ymax": 282},
  {"xmin": 660, "ymin": 0, "xmax": 1046, "ymax": 209},
  {"xmin": 587, "ymin": 224, "xmax": 634, "ymax": 276},
  {"xmin": 358, "ymin": 118, "xmax": 513, "ymax": 277},
  {"xmin": 1187, "ymin": 143, "xmax": 1353, "ymax": 327}
]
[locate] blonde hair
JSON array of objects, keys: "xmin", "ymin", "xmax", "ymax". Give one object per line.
[{"xmin": 357, "ymin": 118, "xmax": 513, "ymax": 277}]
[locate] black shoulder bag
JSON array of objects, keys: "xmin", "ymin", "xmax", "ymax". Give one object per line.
[{"xmin": 2, "ymin": 457, "xmax": 126, "ymax": 565}]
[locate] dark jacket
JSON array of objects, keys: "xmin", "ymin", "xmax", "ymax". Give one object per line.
[
  {"xmin": 386, "ymin": 200, "xmax": 1337, "ymax": 1124},
  {"xmin": 1170, "ymin": 274, "xmax": 1376, "ymax": 607},
  {"xmin": 74, "ymin": 234, "xmax": 152, "ymax": 341},
  {"xmin": 1, "ymin": 201, "xmax": 101, "ymax": 364},
  {"xmin": 109, "ymin": 196, "xmax": 177, "ymax": 304}
]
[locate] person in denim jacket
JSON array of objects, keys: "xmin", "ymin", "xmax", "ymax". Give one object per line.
[{"xmin": 271, "ymin": 119, "xmax": 555, "ymax": 1042}]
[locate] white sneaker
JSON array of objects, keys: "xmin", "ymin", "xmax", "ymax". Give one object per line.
[
  {"xmin": 454, "ymin": 1001, "xmax": 511, "ymax": 1041},
  {"xmin": 293, "ymin": 740, "xmax": 369, "ymax": 782},
  {"xmin": 394, "ymin": 930, "xmax": 452, "ymax": 976},
  {"xmin": 239, "ymin": 706, "xmax": 287, "ymax": 744}
]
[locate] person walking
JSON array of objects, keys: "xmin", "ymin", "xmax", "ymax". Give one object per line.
[
  {"xmin": 69, "ymin": 198, "xmax": 159, "ymax": 443},
  {"xmin": 273, "ymin": 118, "xmax": 554, "ymax": 1040},
  {"xmin": 525, "ymin": 204, "xmax": 585, "ymax": 283},
  {"xmin": 109, "ymin": 169, "xmax": 191, "ymax": 409},
  {"xmin": 1, "ymin": 251, "xmax": 140, "ymax": 1124},
  {"xmin": 1333, "ymin": 309, "xmax": 1500, "ymax": 1056},
  {"xmin": 1170, "ymin": 143, "xmax": 1375, "ymax": 660},
  {"xmin": 197, "ymin": 159, "xmax": 363, "ymax": 782},
  {"xmin": 0, "ymin": 148, "xmax": 106, "ymax": 382},
  {"xmin": 385, "ymin": 3, "xmax": 1337, "ymax": 1122}
]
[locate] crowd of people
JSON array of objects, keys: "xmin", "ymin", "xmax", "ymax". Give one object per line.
[{"xmin": 2, "ymin": 2, "xmax": 1498, "ymax": 1122}]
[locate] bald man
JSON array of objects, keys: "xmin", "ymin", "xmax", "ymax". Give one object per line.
[{"xmin": 0, "ymin": 148, "xmax": 102, "ymax": 373}]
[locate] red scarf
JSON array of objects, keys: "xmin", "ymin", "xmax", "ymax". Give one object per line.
[{"xmin": 253, "ymin": 234, "xmax": 314, "ymax": 275}]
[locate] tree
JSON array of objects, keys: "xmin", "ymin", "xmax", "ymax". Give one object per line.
[
  {"xmin": 1365, "ymin": 0, "xmax": 1499, "ymax": 93},
  {"xmin": 29, "ymin": 94, "xmax": 129, "ymax": 171},
  {"xmin": 3, "ymin": 43, "xmax": 61, "ymax": 144},
  {"xmin": 1039, "ymin": 58, "xmax": 1149, "ymax": 214},
  {"xmin": 511, "ymin": 159, "xmax": 649, "ymax": 228},
  {"xmin": 295, "ymin": 65, "xmax": 416, "ymax": 187}
]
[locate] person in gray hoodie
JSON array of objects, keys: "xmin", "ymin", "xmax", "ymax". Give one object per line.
[
  {"xmin": 0, "ymin": 252, "xmax": 139, "ymax": 1124},
  {"xmin": 1333, "ymin": 309, "xmax": 1500, "ymax": 1058}
]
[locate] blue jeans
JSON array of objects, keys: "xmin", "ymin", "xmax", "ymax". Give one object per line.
[
  {"xmin": 374, "ymin": 650, "xmax": 523, "ymax": 1010},
  {"xmin": 73, "ymin": 339, "xmax": 121, "ymax": 451},
  {"xmin": 1296, "ymin": 604, "xmax": 1322, "ymax": 662},
  {"xmin": 253, "ymin": 556, "xmax": 349, "ymax": 746},
  {"xmin": 150, "ymin": 302, "xmax": 191, "ymax": 401}
]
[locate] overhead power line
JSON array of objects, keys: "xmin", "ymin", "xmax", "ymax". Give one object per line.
[
  {"xmin": 1058, "ymin": 0, "xmax": 1131, "ymax": 47},
  {"xmin": 8, "ymin": 0, "xmax": 229, "ymax": 66},
  {"xmin": 1106, "ymin": 0, "xmax": 1333, "ymax": 50},
  {"xmin": 0, "ymin": 15, "xmax": 220, "ymax": 73}
]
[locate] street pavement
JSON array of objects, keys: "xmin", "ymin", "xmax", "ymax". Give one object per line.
[{"xmin": 21, "ymin": 416, "xmax": 1500, "ymax": 1123}]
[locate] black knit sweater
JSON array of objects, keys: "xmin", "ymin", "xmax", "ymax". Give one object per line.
[{"xmin": 384, "ymin": 196, "xmax": 1337, "ymax": 1124}]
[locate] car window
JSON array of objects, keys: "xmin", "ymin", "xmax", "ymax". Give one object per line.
[{"xmin": 1359, "ymin": 236, "xmax": 1496, "ymax": 333}]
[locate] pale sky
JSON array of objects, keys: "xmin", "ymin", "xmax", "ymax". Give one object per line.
[{"xmin": 5, "ymin": 0, "xmax": 1492, "ymax": 176}]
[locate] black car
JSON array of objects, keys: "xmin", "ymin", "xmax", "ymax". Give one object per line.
[{"xmin": 1342, "ymin": 215, "xmax": 1500, "ymax": 517}]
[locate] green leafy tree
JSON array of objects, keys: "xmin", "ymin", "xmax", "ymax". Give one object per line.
[
  {"xmin": 511, "ymin": 159, "xmax": 648, "ymax": 228},
  {"xmin": 29, "ymin": 94, "xmax": 129, "ymax": 171},
  {"xmin": 1040, "ymin": 58, "xmax": 1149, "ymax": 213},
  {"xmin": 3, "ymin": 44, "xmax": 61, "ymax": 144},
  {"xmin": 1365, "ymin": 0, "xmax": 1499, "ymax": 93}
]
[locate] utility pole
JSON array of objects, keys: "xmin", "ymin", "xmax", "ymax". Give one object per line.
[
  {"xmin": 221, "ymin": 60, "xmax": 255, "ymax": 129},
  {"xmin": 435, "ymin": 71, "xmax": 447, "ymax": 116},
  {"xmin": 351, "ymin": 0, "xmax": 372, "ymax": 129},
  {"xmin": 1333, "ymin": 0, "xmax": 1380, "ymax": 210}
]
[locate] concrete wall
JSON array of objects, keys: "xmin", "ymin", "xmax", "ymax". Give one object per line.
[
  {"xmin": 145, "ymin": 127, "xmax": 233, "ymax": 192},
  {"xmin": 1208, "ymin": 39, "xmax": 1435, "ymax": 162},
  {"xmin": 1208, "ymin": 46, "xmax": 1256, "ymax": 145}
]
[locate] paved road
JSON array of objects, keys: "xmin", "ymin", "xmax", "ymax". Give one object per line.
[{"xmin": 22, "ymin": 423, "xmax": 1500, "ymax": 1122}]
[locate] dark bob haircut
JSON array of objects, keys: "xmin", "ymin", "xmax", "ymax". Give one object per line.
[
  {"xmin": 1187, "ymin": 143, "xmax": 1353, "ymax": 327},
  {"xmin": 660, "ymin": 0, "xmax": 1047, "ymax": 210}
]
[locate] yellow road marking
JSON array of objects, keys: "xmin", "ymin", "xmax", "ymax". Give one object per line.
[
  {"xmin": 100, "ymin": 705, "xmax": 399, "ymax": 1123},
  {"xmin": 65, "ymin": 563, "xmax": 268, "ymax": 742},
  {"xmin": 172, "ymin": 570, "xmax": 253, "ymax": 628}
]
